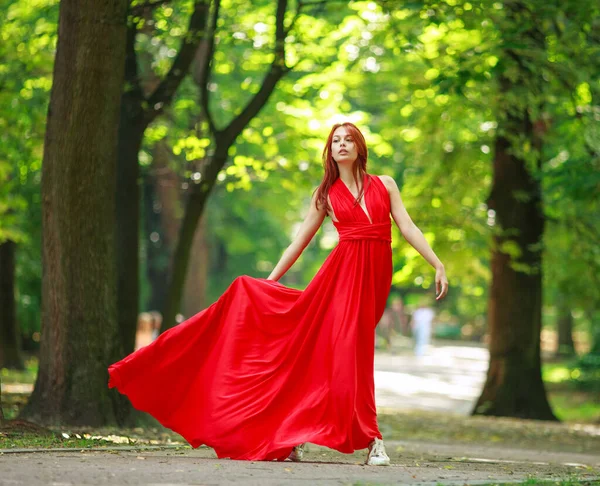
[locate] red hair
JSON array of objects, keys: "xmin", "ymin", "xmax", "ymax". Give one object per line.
[{"xmin": 314, "ymin": 122, "xmax": 371, "ymax": 213}]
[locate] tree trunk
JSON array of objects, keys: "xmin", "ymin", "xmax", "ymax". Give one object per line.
[
  {"xmin": 161, "ymin": 151, "xmax": 227, "ymax": 330},
  {"xmin": 473, "ymin": 105, "xmax": 556, "ymax": 420},
  {"xmin": 116, "ymin": 107, "xmax": 148, "ymax": 356},
  {"xmin": 21, "ymin": 0, "xmax": 128, "ymax": 425},
  {"xmin": 556, "ymin": 300, "xmax": 576, "ymax": 357},
  {"xmin": 0, "ymin": 240, "xmax": 24, "ymax": 370}
]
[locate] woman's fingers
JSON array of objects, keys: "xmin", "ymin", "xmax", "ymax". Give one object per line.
[{"xmin": 436, "ymin": 279, "xmax": 448, "ymax": 300}]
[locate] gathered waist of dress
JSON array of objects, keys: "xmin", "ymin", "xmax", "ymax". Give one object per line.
[{"xmin": 334, "ymin": 221, "xmax": 392, "ymax": 242}]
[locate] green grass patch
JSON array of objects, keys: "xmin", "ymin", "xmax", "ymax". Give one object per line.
[
  {"xmin": 464, "ymin": 480, "xmax": 600, "ymax": 486},
  {"xmin": 0, "ymin": 425, "xmax": 188, "ymax": 450},
  {"xmin": 377, "ymin": 409, "xmax": 600, "ymax": 454},
  {"xmin": 542, "ymin": 358, "xmax": 600, "ymax": 423},
  {"xmin": 547, "ymin": 389, "xmax": 600, "ymax": 423}
]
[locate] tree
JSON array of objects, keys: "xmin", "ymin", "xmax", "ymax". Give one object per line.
[
  {"xmin": 160, "ymin": 0, "xmax": 303, "ymax": 330},
  {"xmin": 473, "ymin": 0, "xmax": 597, "ymax": 419},
  {"xmin": 0, "ymin": 240, "xmax": 23, "ymax": 369},
  {"xmin": 21, "ymin": 0, "xmax": 129, "ymax": 425},
  {"xmin": 116, "ymin": 0, "xmax": 211, "ymax": 356}
]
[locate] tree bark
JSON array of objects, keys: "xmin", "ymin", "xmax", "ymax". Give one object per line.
[
  {"xmin": 0, "ymin": 240, "xmax": 24, "ymax": 370},
  {"xmin": 21, "ymin": 0, "xmax": 128, "ymax": 425}
]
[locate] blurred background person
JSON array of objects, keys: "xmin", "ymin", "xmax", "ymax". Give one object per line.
[{"xmin": 410, "ymin": 295, "xmax": 436, "ymax": 357}]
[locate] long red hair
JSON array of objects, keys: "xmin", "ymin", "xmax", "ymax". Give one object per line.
[{"xmin": 314, "ymin": 122, "xmax": 371, "ymax": 212}]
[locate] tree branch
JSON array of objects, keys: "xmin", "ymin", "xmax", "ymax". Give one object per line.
[
  {"xmin": 198, "ymin": 0, "xmax": 220, "ymax": 135},
  {"xmin": 217, "ymin": 0, "xmax": 289, "ymax": 146},
  {"xmin": 146, "ymin": 0, "xmax": 211, "ymax": 120}
]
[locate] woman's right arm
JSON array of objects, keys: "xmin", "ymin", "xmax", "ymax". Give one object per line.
[{"xmin": 267, "ymin": 191, "xmax": 326, "ymax": 281}]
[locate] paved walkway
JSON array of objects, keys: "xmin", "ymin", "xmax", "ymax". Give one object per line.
[
  {"xmin": 375, "ymin": 338, "xmax": 488, "ymax": 414},
  {"xmin": 2, "ymin": 441, "xmax": 598, "ymax": 486}
]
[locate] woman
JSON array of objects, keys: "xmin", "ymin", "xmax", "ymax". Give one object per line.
[{"xmin": 108, "ymin": 122, "xmax": 449, "ymax": 465}]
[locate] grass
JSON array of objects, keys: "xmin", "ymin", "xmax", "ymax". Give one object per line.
[
  {"xmin": 541, "ymin": 359, "xmax": 600, "ymax": 423},
  {"xmin": 377, "ymin": 409, "xmax": 600, "ymax": 454},
  {"xmin": 453, "ymin": 480, "xmax": 600, "ymax": 486}
]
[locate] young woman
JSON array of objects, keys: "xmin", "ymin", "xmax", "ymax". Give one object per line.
[{"xmin": 108, "ymin": 122, "xmax": 449, "ymax": 466}]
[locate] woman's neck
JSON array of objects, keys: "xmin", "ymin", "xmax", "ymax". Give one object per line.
[{"xmin": 338, "ymin": 166, "xmax": 363, "ymax": 189}]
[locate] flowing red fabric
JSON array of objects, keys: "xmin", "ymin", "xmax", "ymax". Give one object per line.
[{"xmin": 108, "ymin": 174, "xmax": 393, "ymax": 461}]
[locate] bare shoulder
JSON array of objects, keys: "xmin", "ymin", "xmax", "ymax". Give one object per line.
[{"xmin": 374, "ymin": 174, "xmax": 399, "ymax": 192}]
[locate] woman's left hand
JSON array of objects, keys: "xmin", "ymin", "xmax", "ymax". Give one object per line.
[{"xmin": 435, "ymin": 266, "xmax": 449, "ymax": 300}]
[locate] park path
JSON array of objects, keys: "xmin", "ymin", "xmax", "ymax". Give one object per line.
[
  {"xmin": 1, "ymin": 441, "xmax": 598, "ymax": 486},
  {"xmin": 374, "ymin": 338, "xmax": 488, "ymax": 415}
]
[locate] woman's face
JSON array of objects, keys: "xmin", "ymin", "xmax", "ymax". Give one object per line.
[{"xmin": 331, "ymin": 126, "xmax": 358, "ymax": 165}]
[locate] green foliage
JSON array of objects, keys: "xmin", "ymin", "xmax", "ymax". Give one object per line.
[
  {"xmin": 2, "ymin": 0, "xmax": 598, "ymax": 344},
  {"xmin": 543, "ymin": 356, "xmax": 600, "ymax": 394},
  {"xmin": 0, "ymin": 0, "xmax": 57, "ymax": 340}
]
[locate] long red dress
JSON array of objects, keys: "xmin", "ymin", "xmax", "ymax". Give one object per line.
[{"xmin": 108, "ymin": 173, "xmax": 393, "ymax": 461}]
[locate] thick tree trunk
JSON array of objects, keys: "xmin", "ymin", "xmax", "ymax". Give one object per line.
[
  {"xmin": 556, "ymin": 301, "xmax": 576, "ymax": 357},
  {"xmin": 473, "ymin": 106, "xmax": 556, "ymax": 420},
  {"xmin": 21, "ymin": 0, "xmax": 128, "ymax": 425},
  {"xmin": 0, "ymin": 240, "xmax": 23, "ymax": 370}
]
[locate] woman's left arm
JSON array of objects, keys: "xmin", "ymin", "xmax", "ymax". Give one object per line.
[{"xmin": 379, "ymin": 175, "xmax": 449, "ymax": 300}]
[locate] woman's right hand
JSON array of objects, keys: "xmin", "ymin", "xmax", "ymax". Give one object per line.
[{"xmin": 435, "ymin": 265, "xmax": 449, "ymax": 300}]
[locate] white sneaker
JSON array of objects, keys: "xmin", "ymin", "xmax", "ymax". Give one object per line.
[
  {"xmin": 365, "ymin": 437, "xmax": 390, "ymax": 466},
  {"xmin": 288, "ymin": 443, "xmax": 305, "ymax": 462}
]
